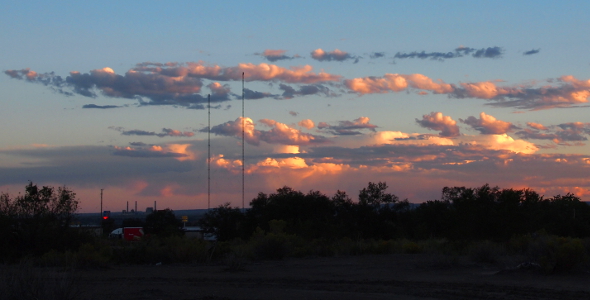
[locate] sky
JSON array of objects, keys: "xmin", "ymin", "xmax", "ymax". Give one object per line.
[{"xmin": 2, "ymin": 1, "xmax": 590, "ymax": 213}]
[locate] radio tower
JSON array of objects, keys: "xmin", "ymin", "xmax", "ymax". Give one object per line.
[
  {"xmin": 242, "ymin": 72, "xmax": 245, "ymax": 212},
  {"xmin": 208, "ymin": 94, "xmax": 211, "ymax": 211}
]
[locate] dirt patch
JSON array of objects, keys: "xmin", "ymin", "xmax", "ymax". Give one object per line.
[{"xmin": 3, "ymin": 253, "xmax": 589, "ymax": 300}]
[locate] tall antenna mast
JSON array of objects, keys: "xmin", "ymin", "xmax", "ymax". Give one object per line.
[
  {"xmin": 207, "ymin": 94, "xmax": 211, "ymax": 211},
  {"xmin": 100, "ymin": 188, "xmax": 103, "ymax": 222},
  {"xmin": 242, "ymin": 72, "xmax": 245, "ymax": 212}
]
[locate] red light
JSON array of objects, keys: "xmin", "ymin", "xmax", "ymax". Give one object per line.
[{"xmin": 103, "ymin": 216, "xmax": 109, "ymax": 220}]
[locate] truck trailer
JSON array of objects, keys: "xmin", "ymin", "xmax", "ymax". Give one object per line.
[{"xmin": 110, "ymin": 227, "xmax": 144, "ymax": 241}]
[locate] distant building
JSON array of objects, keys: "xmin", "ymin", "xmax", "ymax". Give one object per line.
[{"xmin": 146, "ymin": 207, "xmax": 154, "ymax": 214}]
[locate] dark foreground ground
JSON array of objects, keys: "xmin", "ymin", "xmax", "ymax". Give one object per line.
[{"xmin": 2, "ymin": 253, "xmax": 590, "ymax": 300}]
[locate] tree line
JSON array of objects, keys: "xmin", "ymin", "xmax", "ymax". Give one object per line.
[
  {"xmin": 1, "ymin": 181, "xmax": 589, "ymax": 262},
  {"xmin": 199, "ymin": 182, "xmax": 590, "ymax": 242}
]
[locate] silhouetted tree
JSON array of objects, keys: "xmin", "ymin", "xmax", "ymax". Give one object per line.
[
  {"xmin": 414, "ymin": 200, "xmax": 452, "ymax": 239},
  {"xmin": 247, "ymin": 186, "xmax": 336, "ymax": 239},
  {"xmin": 144, "ymin": 208, "xmax": 183, "ymax": 237},
  {"xmin": 198, "ymin": 203, "xmax": 244, "ymax": 241},
  {"xmin": 358, "ymin": 182, "xmax": 398, "ymax": 208},
  {"xmin": 543, "ymin": 193, "xmax": 590, "ymax": 237},
  {"xmin": 0, "ymin": 182, "xmax": 84, "ymax": 260}
]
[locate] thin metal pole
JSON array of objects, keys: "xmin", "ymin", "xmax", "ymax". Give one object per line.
[
  {"xmin": 100, "ymin": 188, "xmax": 103, "ymax": 221},
  {"xmin": 242, "ymin": 72, "xmax": 245, "ymax": 212},
  {"xmin": 208, "ymin": 94, "xmax": 211, "ymax": 211}
]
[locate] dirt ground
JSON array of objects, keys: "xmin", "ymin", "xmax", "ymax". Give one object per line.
[{"xmin": 4, "ymin": 253, "xmax": 590, "ymax": 300}]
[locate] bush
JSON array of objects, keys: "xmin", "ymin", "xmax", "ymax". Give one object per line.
[
  {"xmin": 109, "ymin": 235, "xmax": 213, "ymax": 265},
  {"xmin": 250, "ymin": 230, "xmax": 290, "ymax": 260},
  {"xmin": 528, "ymin": 235, "xmax": 587, "ymax": 273},
  {"xmin": 469, "ymin": 240, "xmax": 503, "ymax": 264},
  {"xmin": 75, "ymin": 242, "xmax": 111, "ymax": 269},
  {"xmin": 402, "ymin": 241, "xmax": 423, "ymax": 254}
]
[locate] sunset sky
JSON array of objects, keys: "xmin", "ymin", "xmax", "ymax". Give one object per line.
[{"xmin": 2, "ymin": 1, "xmax": 590, "ymax": 213}]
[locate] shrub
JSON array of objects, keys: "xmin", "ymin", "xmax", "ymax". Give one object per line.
[
  {"xmin": 38, "ymin": 250, "xmax": 76, "ymax": 268},
  {"xmin": 528, "ymin": 235, "xmax": 587, "ymax": 273},
  {"xmin": 469, "ymin": 240, "xmax": 503, "ymax": 264},
  {"xmin": 224, "ymin": 242, "xmax": 250, "ymax": 272},
  {"xmin": 248, "ymin": 226, "xmax": 294, "ymax": 260},
  {"xmin": 402, "ymin": 241, "xmax": 423, "ymax": 254},
  {"xmin": 74, "ymin": 242, "xmax": 111, "ymax": 269},
  {"xmin": 108, "ymin": 235, "xmax": 213, "ymax": 265}
]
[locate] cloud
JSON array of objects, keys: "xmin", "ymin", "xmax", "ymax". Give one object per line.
[
  {"xmin": 344, "ymin": 73, "xmax": 453, "ymax": 94},
  {"xmin": 279, "ymin": 83, "xmax": 330, "ymax": 99},
  {"xmin": 523, "ymin": 49, "xmax": 540, "ymax": 55},
  {"xmin": 415, "ymin": 112, "xmax": 460, "ymax": 137},
  {"xmin": 394, "ymin": 51, "xmax": 459, "ymax": 61},
  {"xmin": 232, "ymin": 63, "xmax": 342, "ymax": 83},
  {"xmin": 344, "ymin": 71, "xmax": 590, "ymax": 110},
  {"xmin": 258, "ymin": 119, "xmax": 329, "ymax": 145},
  {"xmin": 311, "ymin": 49, "xmax": 358, "ymax": 62},
  {"xmin": 207, "ymin": 82, "xmax": 231, "ymax": 99},
  {"xmin": 243, "ymin": 88, "xmax": 273, "ymax": 100},
  {"xmin": 471, "ymin": 46, "xmax": 503, "ymax": 58},
  {"xmin": 556, "ymin": 122, "xmax": 590, "ymax": 141},
  {"xmin": 206, "ymin": 117, "xmax": 328, "ymax": 146},
  {"xmin": 289, "ymin": 111, "xmax": 299, "ymax": 117},
  {"xmin": 517, "ymin": 121, "xmax": 590, "ymax": 144},
  {"xmin": 256, "ymin": 49, "xmax": 299, "ymax": 62},
  {"xmin": 370, "ymin": 131, "xmax": 454, "ymax": 147},
  {"xmin": 527, "ymin": 122, "xmax": 547, "ymax": 130},
  {"xmin": 112, "ymin": 145, "xmax": 190, "ymax": 159},
  {"xmin": 451, "ymin": 76, "xmax": 590, "ymax": 110},
  {"xmin": 206, "ymin": 117, "xmax": 259, "ymax": 145},
  {"xmin": 460, "ymin": 112, "xmax": 517, "ymax": 134},
  {"xmin": 318, "ymin": 117, "xmax": 377, "ymax": 135},
  {"xmin": 298, "ymin": 119, "xmax": 315, "ymax": 129},
  {"xmin": 470, "ymin": 134, "xmax": 538, "ymax": 154},
  {"xmin": 110, "ymin": 127, "xmax": 195, "ymax": 138},
  {"xmin": 1, "ymin": 123, "xmax": 588, "ymax": 213},
  {"xmin": 4, "ymin": 62, "xmax": 341, "ymax": 107},
  {"xmin": 370, "ymin": 52, "xmax": 385, "ymax": 59},
  {"xmin": 394, "ymin": 46, "xmax": 504, "ymax": 61},
  {"xmin": 82, "ymin": 104, "xmax": 121, "ymax": 109}
]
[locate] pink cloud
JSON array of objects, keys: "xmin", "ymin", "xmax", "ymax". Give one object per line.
[
  {"xmin": 404, "ymin": 74, "xmax": 455, "ymax": 93},
  {"xmin": 209, "ymin": 117, "xmax": 328, "ymax": 146},
  {"xmin": 415, "ymin": 112, "xmax": 460, "ymax": 137},
  {"xmin": 453, "ymin": 76, "xmax": 590, "ymax": 110},
  {"xmin": 208, "ymin": 117, "xmax": 260, "ymax": 145},
  {"xmin": 109, "ymin": 127, "xmax": 194, "ymax": 138},
  {"xmin": 342, "ymin": 72, "xmax": 590, "ymax": 110},
  {"xmin": 258, "ymin": 49, "xmax": 299, "ymax": 62},
  {"xmin": 517, "ymin": 121, "xmax": 589, "ymax": 144},
  {"xmin": 298, "ymin": 119, "xmax": 315, "ymax": 129},
  {"xmin": 527, "ymin": 122, "xmax": 547, "ymax": 130},
  {"xmin": 318, "ymin": 117, "xmax": 378, "ymax": 135},
  {"xmin": 263, "ymin": 49, "xmax": 287, "ymax": 57},
  {"xmin": 4, "ymin": 62, "xmax": 341, "ymax": 107},
  {"xmin": 207, "ymin": 82, "xmax": 231, "ymax": 96},
  {"xmin": 258, "ymin": 119, "xmax": 328, "ymax": 145},
  {"xmin": 310, "ymin": 48, "xmax": 355, "ymax": 61},
  {"xmin": 344, "ymin": 73, "xmax": 453, "ymax": 94},
  {"xmin": 461, "ymin": 112, "xmax": 516, "ymax": 134},
  {"xmin": 112, "ymin": 143, "xmax": 195, "ymax": 160}
]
